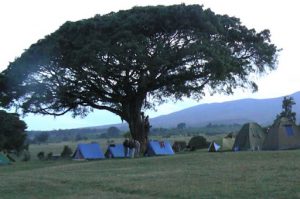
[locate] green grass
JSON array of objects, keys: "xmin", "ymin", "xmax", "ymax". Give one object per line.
[{"xmin": 1, "ymin": 147, "xmax": 300, "ymax": 199}]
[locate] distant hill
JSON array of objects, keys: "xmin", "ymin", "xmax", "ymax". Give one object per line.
[
  {"xmin": 62, "ymin": 91, "xmax": 300, "ymax": 130},
  {"xmin": 149, "ymin": 91, "xmax": 300, "ymax": 128}
]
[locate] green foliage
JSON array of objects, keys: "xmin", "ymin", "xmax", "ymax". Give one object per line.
[
  {"xmin": 34, "ymin": 132, "xmax": 49, "ymax": 144},
  {"xmin": 37, "ymin": 151, "xmax": 45, "ymax": 160},
  {"xmin": 75, "ymin": 134, "xmax": 88, "ymax": 141},
  {"xmin": 99, "ymin": 126, "xmax": 122, "ymax": 138},
  {"xmin": 188, "ymin": 136, "xmax": 209, "ymax": 151},
  {"xmin": 29, "ymin": 128, "xmax": 106, "ymax": 143},
  {"xmin": 47, "ymin": 152, "xmax": 53, "ymax": 160},
  {"xmin": 0, "ymin": 110, "xmax": 27, "ymax": 152},
  {"xmin": 150, "ymin": 124, "xmax": 241, "ymax": 136},
  {"xmin": 21, "ymin": 150, "xmax": 31, "ymax": 161},
  {"xmin": 150, "ymin": 128, "xmax": 169, "ymax": 136},
  {"xmin": 177, "ymin": 123, "xmax": 186, "ymax": 129},
  {"xmin": 106, "ymin": 126, "xmax": 121, "ymax": 137},
  {"xmin": 123, "ymin": 131, "xmax": 132, "ymax": 139},
  {"xmin": 60, "ymin": 145, "xmax": 73, "ymax": 158},
  {"xmin": 1, "ymin": 4, "xmax": 278, "ymax": 141},
  {"xmin": 172, "ymin": 141, "xmax": 187, "ymax": 152},
  {"xmin": 1, "ymin": 4, "xmax": 278, "ymax": 116},
  {"xmin": 275, "ymin": 96, "xmax": 296, "ymax": 123}
]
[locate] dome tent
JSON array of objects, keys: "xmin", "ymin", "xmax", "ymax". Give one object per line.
[
  {"xmin": 222, "ymin": 137, "xmax": 235, "ymax": 151},
  {"xmin": 263, "ymin": 117, "xmax": 300, "ymax": 150},
  {"xmin": 208, "ymin": 141, "xmax": 221, "ymax": 152},
  {"xmin": 0, "ymin": 152, "xmax": 11, "ymax": 165},
  {"xmin": 233, "ymin": 122, "xmax": 266, "ymax": 151}
]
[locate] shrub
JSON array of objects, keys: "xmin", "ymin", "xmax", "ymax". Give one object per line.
[
  {"xmin": 106, "ymin": 126, "xmax": 121, "ymax": 137},
  {"xmin": 22, "ymin": 150, "xmax": 31, "ymax": 161},
  {"xmin": 37, "ymin": 151, "xmax": 45, "ymax": 160},
  {"xmin": 47, "ymin": 152, "xmax": 53, "ymax": 160},
  {"xmin": 61, "ymin": 145, "xmax": 73, "ymax": 158},
  {"xmin": 75, "ymin": 134, "xmax": 83, "ymax": 141},
  {"xmin": 188, "ymin": 136, "xmax": 209, "ymax": 151},
  {"xmin": 172, "ymin": 141, "xmax": 187, "ymax": 152},
  {"xmin": 34, "ymin": 132, "xmax": 49, "ymax": 144}
]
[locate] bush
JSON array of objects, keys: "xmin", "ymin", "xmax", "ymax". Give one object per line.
[
  {"xmin": 172, "ymin": 141, "xmax": 187, "ymax": 152},
  {"xmin": 188, "ymin": 136, "xmax": 209, "ymax": 151},
  {"xmin": 75, "ymin": 134, "xmax": 83, "ymax": 141},
  {"xmin": 61, "ymin": 145, "xmax": 73, "ymax": 158},
  {"xmin": 34, "ymin": 132, "xmax": 49, "ymax": 144},
  {"xmin": 106, "ymin": 126, "xmax": 121, "ymax": 137},
  {"xmin": 47, "ymin": 152, "xmax": 53, "ymax": 160},
  {"xmin": 37, "ymin": 151, "xmax": 45, "ymax": 160},
  {"xmin": 22, "ymin": 150, "xmax": 31, "ymax": 161}
]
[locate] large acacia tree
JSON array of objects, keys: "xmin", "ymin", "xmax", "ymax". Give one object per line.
[{"xmin": 0, "ymin": 5, "xmax": 278, "ymax": 148}]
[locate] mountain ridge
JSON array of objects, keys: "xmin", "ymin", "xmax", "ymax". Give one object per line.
[
  {"xmin": 149, "ymin": 91, "xmax": 300, "ymax": 128},
  {"xmin": 82, "ymin": 91, "xmax": 300, "ymax": 130}
]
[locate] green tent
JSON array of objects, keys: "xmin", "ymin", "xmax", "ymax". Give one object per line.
[
  {"xmin": 233, "ymin": 122, "xmax": 266, "ymax": 151},
  {"xmin": 262, "ymin": 117, "xmax": 300, "ymax": 150},
  {"xmin": 222, "ymin": 137, "xmax": 235, "ymax": 151},
  {"xmin": 0, "ymin": 152, "xmax": 10, "ymax": 165}
]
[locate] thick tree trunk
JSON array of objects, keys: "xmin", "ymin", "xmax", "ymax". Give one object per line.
[
  {"xmin": 124, "ymin": 100, "xmax": 149, "ymax": 154},
  {"xmin": 128, "ymin": 115, "xmax": 148, "ymax": 153}
]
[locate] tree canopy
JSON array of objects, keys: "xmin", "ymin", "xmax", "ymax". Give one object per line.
[
  {"xmin": 0, "ymin": 110, "xmax": 27, "ymax": 152},
  {"xmin": 275, "ymin": 96, "xmax": 296, "ymax": 123},
  {"xmin": 107, "ymin": 126, "xmax": 121, "ymax": 137},
  {"xmin": 0, "ymin": 4, "xmax": 279, "ymax": 145},
  {"xmin": 34, "ymin": 132, "xmax": 49, "ymax": 144}
]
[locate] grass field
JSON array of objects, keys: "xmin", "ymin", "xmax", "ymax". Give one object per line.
[{"xmin": 1, "ymin": 144, "xmax": 300, "ymax": 199}]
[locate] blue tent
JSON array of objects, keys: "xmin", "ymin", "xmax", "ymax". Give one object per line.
[
  {"xmin": 105, "ymin": 144, "xmax": 125, "ymax": 158},
  {"xmin": 73, "ymin": 143, "xmax": 105, "ymax": 160},
  {"xmin": 146, "ymin": 141, "xmax": 175, "ymax": 156}
]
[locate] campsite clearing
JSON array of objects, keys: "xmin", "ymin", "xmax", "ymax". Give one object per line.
[{"xmin": 1, "ymin": 149, "xmax": 300, "ymax": 198}]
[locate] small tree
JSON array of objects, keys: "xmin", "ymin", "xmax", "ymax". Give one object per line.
[
  {"xmin": 75, "ymin": 134, "xmax": 83, "ymax": 141},
  {"xmin": 172, "ymin": 141, "xmax": 187, "ymax": 152},
  {"xmin": 0, "ymin": 110, "xmax": 27, "ymax": 152},
  {"xmin": 123, "ymin": 131, "xmax": 132, "ymax": 139},
  {"xmin": 188, "ymin": 136, "xmax": 209, "ymax": 151},
  {"xmin": 106, "ymin": 126, "xmax": 121, "ymax": 137},
  {"xmin": 34, "ymin": 132, "xmax": 49, "ymax": 144},
  {"xmin": 37, "ymin": 151, "xmax": 45, "ymax": 160},
  {"xmin": 274, "ymin": 96, "xmax": 296, "ymax": 123},
  {"xmin": 47, "ymin": 152, "xmax": 53, "ymax": 160},
  {"xmin": 61, "ymin": 145, "xmax": 73, "ymax": 158},
  {"xmin": 177, "ymin": 123, "xmax": 186, "ymax": 130},
  {"xmin": 22, "ymin": 150, "xmax": 31, "ymax": 161}
]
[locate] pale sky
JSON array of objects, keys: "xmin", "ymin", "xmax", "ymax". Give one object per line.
[{"xmin": 0, "ymin": 0, "xmax": 299, "ymax": 130}]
